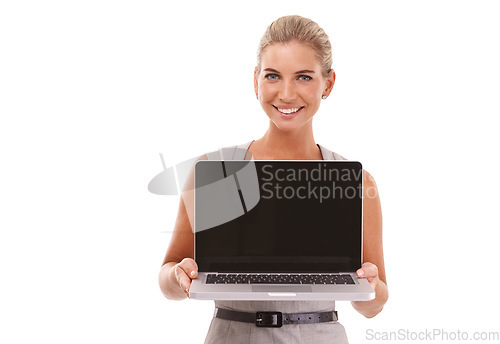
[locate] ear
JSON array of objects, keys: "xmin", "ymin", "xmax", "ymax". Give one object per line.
[
  {"xmin": 323, "ymin": 69, "xmax": 336, "ymax": 97},
  {"xmin": 254, "ymin": 66, "xmax": 259, "ymax": 99}
]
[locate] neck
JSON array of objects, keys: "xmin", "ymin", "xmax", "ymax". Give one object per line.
[{"xmin": 254, "ymin": 121, "xmax": 321, "ymax": 159}]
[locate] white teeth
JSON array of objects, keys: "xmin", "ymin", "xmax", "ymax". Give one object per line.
[{"xmin": 277, "ymin": 107, "xmax": 301, "ymax": 114}]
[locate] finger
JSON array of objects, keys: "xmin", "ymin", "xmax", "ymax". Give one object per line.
[
  {"xmin": 174, "ymin": 265, "xmax": 192, "ymax": 292},
  {"xmin": 357, "ymin": 262, "xmax": 378, "ymax": 279},
  {"xmin": 362, "ymin": 262, "xmax": 379, "ymax": 278},
  {"xmin": 178, "ymin": 258, "xmax": 199, "ymax": 280}
]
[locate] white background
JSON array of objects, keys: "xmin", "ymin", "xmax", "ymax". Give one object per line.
[{"xmin": 1, "ymin": 0, "xmax": 499, "ymax": 343}]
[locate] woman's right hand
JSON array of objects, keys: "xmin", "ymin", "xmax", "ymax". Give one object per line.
[
  {"xmin": 171, "ymin": 258, "xmax": 199, "ymax": 295},
  {"xmin": 160, "ymin": 155, "xmax": 205, "ymax": 300}
]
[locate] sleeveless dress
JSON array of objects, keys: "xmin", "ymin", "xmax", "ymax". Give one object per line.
[{"xmin": 203, "ymin": 140, "xmax": 350, "ymax": 344}]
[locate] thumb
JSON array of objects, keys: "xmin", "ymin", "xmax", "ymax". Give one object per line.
[{"xmin": 179, "ymin": 258, "xmax": 199, "ymax": 280}]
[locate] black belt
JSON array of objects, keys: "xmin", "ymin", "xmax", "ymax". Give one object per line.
[{"xmin": 214, "ymin": 308, "xmax": 338, "ymax": 328}]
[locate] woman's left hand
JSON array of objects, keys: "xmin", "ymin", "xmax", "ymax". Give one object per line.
[
  {"xmin": 352, "ymin": 261, "xmax": 388, "ymax": 318},
  {"xmin": 356, "ymin": 262, "xmax": 380, "ymax": 290}
]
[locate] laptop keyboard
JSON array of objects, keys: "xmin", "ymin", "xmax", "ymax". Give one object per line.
[{"xmin": 206, "ymin": 273, "xmax": 355, "ymax": 285}]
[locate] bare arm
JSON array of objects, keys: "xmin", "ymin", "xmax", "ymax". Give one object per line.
[
  {"xmin": 158, "ymin": 155, "xmax": 207, "ymax": 300},
  {"xmin": 351, "ymin": 170, "xmax": 389, "ymax": 318}
]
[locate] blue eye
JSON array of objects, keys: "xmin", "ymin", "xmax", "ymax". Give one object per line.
[
  {"xmin": 265, "ymin": 74, "xmax": 279, "ymax": 80},
  {"xmin": 298, "ymin": 75, "xmax": 312, "ymax": 81}
]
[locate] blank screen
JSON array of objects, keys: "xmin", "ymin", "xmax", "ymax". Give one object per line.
[{"xmin": 195, "ymin": 161, "xmax": 362, "ymax": 273}]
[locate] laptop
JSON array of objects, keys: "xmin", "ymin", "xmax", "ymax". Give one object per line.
[{"xmin": 189, "ymin": 160, "xmax": 375, "ymax": 301}]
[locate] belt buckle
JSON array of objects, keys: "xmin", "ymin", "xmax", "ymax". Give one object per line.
[{"xmin": 255, "ymin": 311, "xmax": 283, "ymax": 328}]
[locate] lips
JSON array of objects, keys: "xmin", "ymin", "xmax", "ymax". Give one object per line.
[
  {"xmin": 273, "ymin": 105, "xmax": 304, "ymax": 115},
  {"xmin": 272, "ymin": 105, "xmax": 304, "ymax": 119}
]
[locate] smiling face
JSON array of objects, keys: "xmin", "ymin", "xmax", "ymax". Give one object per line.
[{"xmin": 254, "ymin": 40, "xmax": 335, "ymax": 133}]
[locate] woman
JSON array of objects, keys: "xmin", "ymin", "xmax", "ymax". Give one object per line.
[{"xmin": 159, "ymin": 15, "xmax": 388, "ymax": 343}]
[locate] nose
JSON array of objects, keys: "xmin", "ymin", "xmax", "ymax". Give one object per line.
[{"xmin": 279, "ymin": 79, "xmax": 297, "ymax": 101}]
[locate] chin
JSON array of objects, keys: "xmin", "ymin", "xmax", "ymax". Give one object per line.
[
  {"xmin": 271, "ymin": 115, "xmax": 314, "ymax": 132},
  {"xmin": 271, "ymin": 120, "xmax": 306, "ymax": 133}
]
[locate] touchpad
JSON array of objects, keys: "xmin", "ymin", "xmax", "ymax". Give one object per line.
[{"xmin": 252, "ymin": 286, "xmax": 313, "ymax": 292}]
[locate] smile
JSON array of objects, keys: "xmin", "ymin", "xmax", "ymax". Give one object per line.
[{"xmin": 274, "ymin": 106, "xmax": 304, "ymax": 114}]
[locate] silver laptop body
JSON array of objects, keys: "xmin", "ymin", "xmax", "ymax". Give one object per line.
[{"xmin": 189, "ymin": 160, "xmax": 375, "ymax": 301}]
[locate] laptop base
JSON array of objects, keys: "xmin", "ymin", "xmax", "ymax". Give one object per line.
[{"xmin": 190, "ymin": 273, "xmax": 375, "ymax": 301}]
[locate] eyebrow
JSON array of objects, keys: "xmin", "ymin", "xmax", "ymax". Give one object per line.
[
  {"xmin": 296, "ymin": 70, "xmax": 315, "ymax": 74},
  {"xmin": 263, "ymin": 68, "xmax": 315, "ymax": 74}
]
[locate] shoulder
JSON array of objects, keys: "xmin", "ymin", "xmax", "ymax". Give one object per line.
[
  {"xmin": 317, "ymin": 144, "xmax": 347, "ymax": 161},
  {"xmin": 204, "ymin": 140, "xmax": 254, "ymax": 160},
  {"xmin": 317, "ymin": 144, "xmax": 378, "ymax": 187}
]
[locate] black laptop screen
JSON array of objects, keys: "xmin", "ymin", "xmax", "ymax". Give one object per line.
[{"xmin": 194, "ymin": 161, "xmax": 363, "ymax": 273}]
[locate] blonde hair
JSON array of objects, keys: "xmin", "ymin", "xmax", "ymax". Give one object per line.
[{"xmin": 256, "ymin": 15, "xmax": 333, "ymax": 78}]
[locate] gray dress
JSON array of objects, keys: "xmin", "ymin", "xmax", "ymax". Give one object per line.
[{"xmin": 203, "ymin": 141, "xmax": 350, "ymax": 344}]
